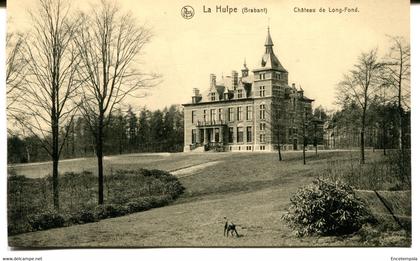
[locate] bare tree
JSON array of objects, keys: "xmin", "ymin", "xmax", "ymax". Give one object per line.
[
  {"xmin": 271, "ymin": 98, "xmax": 287, "ymax": 161},
  {"xmin": 16, "ymin": 0, "xmax": 80, "ymax": 210},
  {"xmin": 6, "ymin": 27, "xmax": 26, "ymax": 117},
  {"xmin": 300, "ymin": 102, "xmax": 309, "ymax": 165},
  {"xmin": 382, "ymin": 36, "xmax": 410, "ymax": 151},
  {"xmin": 337, "ymin": 49, "xmax": 384, "ymax": 164},
  {"xmin": 74, "ymin": 0, "xmax": 159, "ymax": 205}
]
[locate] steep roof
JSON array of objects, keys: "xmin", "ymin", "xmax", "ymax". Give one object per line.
[{"xmin": 258, "ymin": 27, "xmax": 287, "ymax": 72}]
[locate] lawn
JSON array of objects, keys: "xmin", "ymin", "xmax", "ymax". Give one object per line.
[{"xmin": 8, "ymin": 150, "xmax": 411, "ymax": 247}]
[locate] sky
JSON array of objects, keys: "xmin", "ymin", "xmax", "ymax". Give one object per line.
[{"xmin": 7, "ymin": 0, "xmax": 410, "ymax": 112}]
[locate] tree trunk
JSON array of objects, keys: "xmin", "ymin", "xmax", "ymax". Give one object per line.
[
  {"xmin": 360, "ymin": 107, "xmax": 366, "ymax": 164},
  {"xmin": 303, "ymin": 145, "xmax": 306, "ymax": 165},
  {"xmin": 399, "ymin": 108, "xmax": 404, "ymax": 151},
  {"xmin": 277, "ymin": 131, "xmax": 282, "ymax": 161},
  {"xmin": 278, "ymin": 145, "xmax": 282, "ymax": 161},
  {"xmin": 96, "ymin": 116, "xmax": 105, "ymax": 205},
  {"xmin": 360, "ymin": 128, "xmax": 365, "ymax": 164},
  {"xmin": 52, "ymin": 119, "xmax": 60, "ymax": 210},
  {"xmin": 25, "ymin": 146, "xmax": 31, "ymax": 163},
  {"xmin": 382, "ymin": 121, "xmax": 387, "ymax": 156}
]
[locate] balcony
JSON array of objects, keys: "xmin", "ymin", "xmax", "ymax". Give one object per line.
[{"xmin": 196, "ymin": 119, "xmax": 227, "ymax": 127}]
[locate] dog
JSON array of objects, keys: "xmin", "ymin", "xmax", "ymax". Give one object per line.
[{"xmin": 224, "ymin": 217, "xmax": 239, "ymax": 237}]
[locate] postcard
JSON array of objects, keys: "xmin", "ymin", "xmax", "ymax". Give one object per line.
[{"xmin": 5, "ymin": 0, "xmax": 412, "ymax": 250}]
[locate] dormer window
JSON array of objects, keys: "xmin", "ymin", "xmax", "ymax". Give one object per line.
[
  {"xmin": 210, "ymin": 92, "xmax": 216, "ymax": 101},
  {"xmin": 238, "ymin": 89, "xmax": 243, "ymax": 99}
]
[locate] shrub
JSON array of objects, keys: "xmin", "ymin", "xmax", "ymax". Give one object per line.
[
  {"xmin": 27, "ymin": 210, "xmax": 66, "ymax": 231},
  {"xmin": 125, "ymin": 195, "xmax": 172, "ymax": 213},
  {"xmin": 69, "ymin": 209, "xmax": 97, "ymax": 224},
  {"xmin": 8, "ymin": 168, "xmax": 184, "ymax": 235},
  {"xmin": 8, "ymin": 222, "xmax": 33, "ymax": 236},
  {"xmin": 126, "ymin": 198, "xmax": 152, "ymax": 213},
  {"xmin": 95, "ymin": 204, "xmax": 128, "ymax": 219},
  {"xmin": 282, "ymin": 178, "xmax": 375, "ymax": 236}
]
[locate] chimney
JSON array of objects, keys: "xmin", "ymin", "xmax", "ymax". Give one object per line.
[
  {"xmin": 292, "ymin": 83, "xmax": 296, "ymax": 89},
  {"xmin": 210, "ymin": 74, "xmax": 216, "ymax": 87},
  {"xmin": 192, "ymin": 88, "xmax": 201, "ymax": 103},
  {"xmin": 231, "ymin": 70, "xmax": 238, "ymax": 90}
]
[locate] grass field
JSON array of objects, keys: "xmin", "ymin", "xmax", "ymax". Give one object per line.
[{"xmin": 8, "ymin": 150, "xmax": 411, "ymax": 247}]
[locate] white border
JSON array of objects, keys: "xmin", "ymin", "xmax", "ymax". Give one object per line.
[{"xmin": 0, "ymin": 4, "xmax": 418, "ymax": 261}]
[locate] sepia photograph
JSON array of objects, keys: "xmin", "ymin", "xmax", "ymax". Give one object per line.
[{"xmin": 2, "ymin": 0, "xmax": 415, "ymax": 253}]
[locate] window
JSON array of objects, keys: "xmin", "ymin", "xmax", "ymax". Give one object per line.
[
  {"xmin": 238, "ymin": 89, "xmax": 243, "ymax": 99},
  {"xmin": 192, "ymin": 129, "xmax": 197, "ymax": 143},
  {"xmin": 210, "ymin": 109, "xmax": 216, "ymax": 122},
  {"xmin": 259, "ymin": 73, "xmax": 266, "ymax": 80},
  {"xmin": 237, "ymin": 107, "xmax": 242, "ymax": 121},
  {"xmin": 259, "ymin": 104, "xmax": 266, "ymax": 120},
  {"xmin": 246, "ymin": 126, "xmax": 252, "ymax": 142},
  {"xmin": 215, "ymin": 128, "xmax": 220, "ymax": 142},
  {"xmin": 228, "ymin": 127, "xmax": 234, "ymax": 143},
  {"xmin": 191, "ymin": 110, "xmax": 196, "ymax": 123},
  {"xmin": 260, "ymin": 145, "xmax": 266, "ymax": 150},
  {"xmin": 218, "ymin": 108, "xmax": 223, "ymax": 121},
  {"xmin": 211, "ymin": 92, "xmax": 216, "ymax": 101},
  {"xmin": 260, "ymin": 134, "xmax": 266, "ymax": 143},
  {"xmin": 259, "ymin": 86, "xmax": 266, "ymax": 97},
  {"xmin": 228, "ymin": 107, "xmax": 234, "ymax": 122},
  {"xmin": 246, "ymin": 106, "xmax": 252, "ymax": 120},
  {"xmin": 260, "ymin": 122, "xmax": 266, "ymax": 131},
  {"xmin": 246, "ymin": 146, "xmax": 252, "ymax": 151},
  {"xmin": 203, "ymin": 110, "xmax": 207, "ymax": 122},
  {"xmin": 237, "ymin": 127, "xmax": 244, "ymax": 143}
]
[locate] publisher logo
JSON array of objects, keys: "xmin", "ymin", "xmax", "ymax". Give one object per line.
[{"xmin": 181, "ymin": 6, "xmax": 195, "ymax": 19}]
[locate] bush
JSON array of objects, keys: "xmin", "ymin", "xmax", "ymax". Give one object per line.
[
  {"xmin": 8, "ymin": 168, "xmax": 184, "ymax": 235},
  {"xmin": 27, "ymin": 210, "xmax": 66, "ymax": 231},
  {"xmin": 69, "ymin": 209, "xmax": 97, "ymax": 224},
  {"xmin": 95, "ymin": 204, "xmax": 128, "ymax": 219},
  {"xmin": 125, "ymin": 195, "xmax": 171, "ymax": 213},
  {"xmin": 282, "ymin": 178, "xmax": 375, "ymax": 236},
  {"xmin": 8, "ymin": 222, "xmax": 33, "ymax": 236}
]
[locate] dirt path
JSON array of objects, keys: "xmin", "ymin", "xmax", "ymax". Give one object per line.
[{"xmin": 170, "ymin": 161, "xmax": 223, "ymax": 177}]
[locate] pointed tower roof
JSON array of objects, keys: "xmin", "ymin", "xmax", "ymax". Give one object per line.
[
  {"xmin": 242, "ymin": 58, "xmax": 249, "ymax": 71},
  {"xmin": 258, "ymin": 27, "xmax": 287, "ymax": 72},
  {"xmin": 265, "ymin": 27, "xmax": 274, "ymax": 46}
]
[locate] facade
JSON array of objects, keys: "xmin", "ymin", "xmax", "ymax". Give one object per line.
[{"xmin": 183, "ymin": 28, "xmax": 314, "ymax": 152}]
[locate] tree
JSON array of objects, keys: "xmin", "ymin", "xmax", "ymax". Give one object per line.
[
  {"xmin": 382, "ymin": 36, "xmax": 410, "ymax": 151},
  {"xmin": 126, "ymin": 106, "xmax": 138, "ymax": 152},
  {"xmin": 337, "ymin": 49, "xmax": 384, "ymax": 164},
  {"xmin": 75, "ymin": 0, "xmax": 159, "ymax": 205},
  {"xmin": 310, "ymin": 106, "xmax": 327, "ymax": 156},
  {"xmin": 271, "ymin": 98, "xmax": 288, "ymax": 161},
  {"xmin": 6, "ymin": 28, "xmax": 26, "ymax": 117},
  {"xmin": 301, "ymin": 103, "xmax": 309, "ymax": 165},
  {"xmin": 149, "ymin": 110, "xmax": 164, "ymax": 150},
  {"xmin": 107, "ymin": 109, "xmax": 128, "ymax": 154},
  {"xmin": 15, "ymin": 0, "xmax": 80, "ymax": 210},
  {"xmin": 138, "ymin": 107, "xmax": 151, "ymax": 151}
]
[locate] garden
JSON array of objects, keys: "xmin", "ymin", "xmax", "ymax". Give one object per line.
[{"xmin": 8, "ymin": 168, "xmax": 185, "ymax": 235}]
